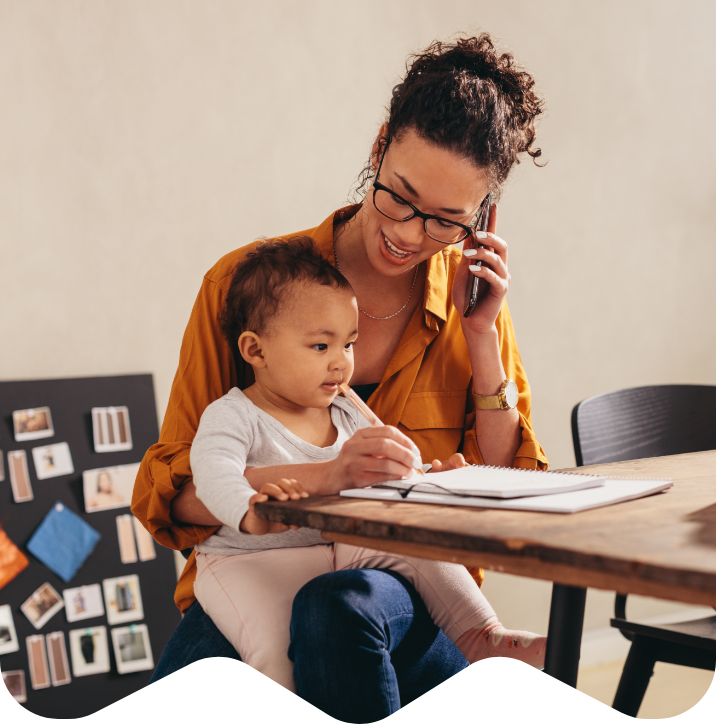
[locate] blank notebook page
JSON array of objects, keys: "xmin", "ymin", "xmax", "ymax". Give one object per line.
[{"xmin": 381, "ymin": 465, "xmax": 606, "ymax": 498}]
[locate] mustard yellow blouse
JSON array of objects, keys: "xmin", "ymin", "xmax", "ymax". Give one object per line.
[{"xmin": 131, "ymin": 205, "xmax": 549, "ymax": 612}]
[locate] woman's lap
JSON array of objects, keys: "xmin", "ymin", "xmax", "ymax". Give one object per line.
[{"xmin": 150, "ymin": 568, "xmax": 468, "ymax": 719}]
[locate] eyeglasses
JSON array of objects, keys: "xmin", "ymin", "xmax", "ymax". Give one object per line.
[{"xmin": 372, "ymin": 138, "xmax": 490, "ymax": 245}]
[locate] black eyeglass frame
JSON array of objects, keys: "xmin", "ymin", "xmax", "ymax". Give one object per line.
[{"xmin": 372, "ymin": 138, "xmax": 491, "ymax": 245}]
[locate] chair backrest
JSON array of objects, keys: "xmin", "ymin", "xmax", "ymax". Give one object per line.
[{"xmin": 571, "ymin": 384, "xmax": 716, "ymax": 467}]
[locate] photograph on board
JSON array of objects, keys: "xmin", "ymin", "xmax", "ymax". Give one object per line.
[
  {"xmin": 2, "ymin": 670, "xmax": 26, "ymax": 703},
  {"xmin": 26, "ymin": 634, "xmax": 51, "ymax": 690},
  {"xmin": 0, "ymin": 604, "xmax": 20, "ymax": 655},
  {"xmin": 83, "ymin": 462, "xmax": 140, "ymax": 513},
  {"xmin": 21, "ymin": 583, "xmax": 65, "ymax": 630},
  {"xmin": 102, "ymin": 574, "xmax": 144, "ymax": 625},
  {"xmin": 8, "ymin": 450, "xmax": 33, "ymax": 503},
  {"xmin": 62, "ymin": 584, "xmax": 105, "ymax": 623},
  {"xmin": 92, "ymin": 406, "xmax": 133, "ymax": 453},
  {"xmin": 68, "ymin": 626, "xmax": 110, "ymax": 677},
  {"xmin": 111, "ymin": 624, "xmax": 154, "ymax": 674},
  {"xmin": 13, "ymin": 407, "xmax": 54, "ymax": 442},
  {"xmin": 31, "ymin": 442, "xmax": 74, "ymax": 480},
  {"xmin": 46, "ymin": 631, "xmax": 72, "ymax": 686}
]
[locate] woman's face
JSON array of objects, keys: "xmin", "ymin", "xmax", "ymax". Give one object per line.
[
  {"xmin": 98, "ymin": 472, "xmax": 113, "ymax": 493},
  {"xmin": 360, "ymin": 128, "xmax": 490, "ymax": 278}
]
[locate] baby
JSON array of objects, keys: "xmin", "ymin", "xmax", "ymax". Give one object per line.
[{"xmin": 191, "ymin": 237, "xmax": 546, "ymax": 691}]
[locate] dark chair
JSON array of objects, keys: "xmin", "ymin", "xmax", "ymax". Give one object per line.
[{"xmin": 571, "ymin": 384, "xmax": 716, "ymax": 717}]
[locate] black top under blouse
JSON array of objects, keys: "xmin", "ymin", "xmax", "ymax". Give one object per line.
[{"xmin": 350, "ymin": 383, "xmax": 379, "ymax": 403}]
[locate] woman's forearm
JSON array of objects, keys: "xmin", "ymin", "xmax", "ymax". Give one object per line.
[
  {"xmin": 170, "ymin": 481, "xmax": 223, "ymax": 525},
  {"xmin": 244, "ymin": 461, "xmax": 334, "ymax": 495},
  {"xmin": 170, "ymin": 461, "xmax": 335, "ymax": 526},
  {"xmin": 466, "ymin": 327, "xmax": 522, "ymax": 467}
]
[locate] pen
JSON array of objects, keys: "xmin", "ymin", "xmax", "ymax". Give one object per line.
[
  {"xmin": 338, "ymin": 383, "xmax": 426, "ymax": 477},
  {"xmin": 463, "ymin": 191, "xmax": 493, "ymax": 317}
]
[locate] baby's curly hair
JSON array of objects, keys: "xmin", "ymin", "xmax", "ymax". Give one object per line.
[
  {"xmin": 354, "ymin": 32, "xmax": 545, "ymax": 199},
  {"xmin": 219, "ymin": 236, "xmax": 353, "ymax": 347}
]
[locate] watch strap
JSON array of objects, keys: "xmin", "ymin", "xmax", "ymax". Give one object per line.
[
  {"xmin": 472, "ymin": 379, "xmax": 517, "ymax": 410},
  {"xmin": 471, "ymin": 391, "xmax": 505, "ymax": 410}
]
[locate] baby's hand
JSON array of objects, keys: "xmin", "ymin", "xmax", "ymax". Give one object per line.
[
  {"xmin": 239, "ymin": 478, "xmax": 308, "ymax": 535},
  {"xmin": 429, "ymin": 453, "xmax": 468, "ymax": 473}
]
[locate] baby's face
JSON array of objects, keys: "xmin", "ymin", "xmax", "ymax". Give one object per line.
[{"xmin": 259, "ymin": 284, "xmax": 359, "ymax": 409}]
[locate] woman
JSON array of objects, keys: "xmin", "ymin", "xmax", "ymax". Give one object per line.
[
  {"xmin": 88, "ymin": 471, "xmax": 124, "ymax": 510},
  {"xmin": 132, "ymin": 32, "xmax": 548, "ymax": 720}
]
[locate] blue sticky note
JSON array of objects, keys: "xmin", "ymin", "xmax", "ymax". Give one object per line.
[{"xmin": 27, "ymin": 502, "xmax": 101, "ymax": 582}]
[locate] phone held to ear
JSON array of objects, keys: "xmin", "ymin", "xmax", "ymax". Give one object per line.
[{"xmin": 463, "ymin": 192, "xmax": 493, "ymax": 317}]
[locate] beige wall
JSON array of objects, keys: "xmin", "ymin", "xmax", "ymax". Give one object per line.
[{"xmin": 2, "ymin": 1, "xmax": 714, "ymax": 634}]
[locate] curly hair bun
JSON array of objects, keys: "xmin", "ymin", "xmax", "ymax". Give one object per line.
[{"xmin": 386, "ymin": 33, "xmax": 544, "ymax": 190}]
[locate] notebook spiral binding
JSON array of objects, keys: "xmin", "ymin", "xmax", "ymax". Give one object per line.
[{"xmin": 468, "ymin": 463, "xmax": 670, "ymax": 481}]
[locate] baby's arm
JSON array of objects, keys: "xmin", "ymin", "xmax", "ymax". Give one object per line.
[{"xmin": 190, "ymin": 396, "xmax": 259, "ymax": 532}]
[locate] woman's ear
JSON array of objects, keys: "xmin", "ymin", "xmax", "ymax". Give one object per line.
[
  {"xmin": 238, "ymin": 331, "xmax": 266, "ymax": 368},
  {"xmin": 370, "ymin": 122, "xmax": 389, "ymax": 172}
]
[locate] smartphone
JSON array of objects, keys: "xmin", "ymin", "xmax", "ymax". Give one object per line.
[{"xmin": 463, "ymin": 192, "xmax": 493, "ymax": 317}]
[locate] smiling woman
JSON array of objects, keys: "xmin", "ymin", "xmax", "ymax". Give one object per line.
[{"xmin": 132, "ymin": 31, "xmax": 549, "ymax": 721}]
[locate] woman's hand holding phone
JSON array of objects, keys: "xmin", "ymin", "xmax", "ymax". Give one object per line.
[{"xmin": 453, "ymin": 203, "xmax": 511, "ymax": 336}]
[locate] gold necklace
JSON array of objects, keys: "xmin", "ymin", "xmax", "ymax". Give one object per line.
[{"xmin": 333, "ymin": 237, "xmax": 420, "ymax": 320}]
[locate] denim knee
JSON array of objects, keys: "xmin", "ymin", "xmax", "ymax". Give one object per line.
[{"xmin": 290, "ymin": 568, "xmax": 429, "ymax": 655}]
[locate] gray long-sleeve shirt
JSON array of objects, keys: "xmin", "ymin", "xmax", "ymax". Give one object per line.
[{"xmin": 192, "ymin": 388, "xmax": 370, "ymax": 555}]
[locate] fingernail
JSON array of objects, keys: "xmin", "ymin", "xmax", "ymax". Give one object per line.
[
  {"xmin": 463, "ymin": 248, "xmax": 477, "ymax": 257},
  {"xmin": 469, "ymin": 264, "xmax": 482, "ymax": 272},
  {"xmin": 475, "ymin": 231, "xmax": 488, "ymax": 239}
]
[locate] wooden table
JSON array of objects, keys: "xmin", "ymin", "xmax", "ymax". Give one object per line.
[{"xmin": 255, "ymin": 450, "xmax": 716, "ymax": 686}]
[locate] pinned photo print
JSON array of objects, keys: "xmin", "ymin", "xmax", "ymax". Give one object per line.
[
  {"xmin": 21, "ymin": 583, "xmax": 64, "ymax": 630},
  {"xmin": 0, "ymin": 604, "xmax": 20, "ymax": 655},
  {"xmin": 63, "ymin": 584, "xmax": 105, "ymax": 623},
  {"xmin": 68, "ymin": 626, "xmax": 110, "ymax": 677},
  {"xmin": 92, "ymin": 406, "xmax": 133, "ymax": 453},
  {"xmin": 111, "ymin": 624, "xmax": 154, "ymax": 674},
  {"xmin": 31, "ymin": 442, "xmax": 74, "ymax": 480},
  {"xmin": 26, "ymin": 635, "xmax": 51, "ymax": 690},
  {"xmin": 8, "ymin": 450, "xmax": 33, "ymax": 503},
  {"xmin": 46, "ymin": 631, "xmax": 71, "ymax": 686},
  {"xmin": 133, "ymin": 517, "xmax": 156, "ymax": 562},
  {"xmin": 83, "ymin": 462, "xmax": 140, "ymax": 513},
  {"xmin": 13, "ymin": 407, "xmax": 54, "ymax": 442},
  {"xmin": 116, "ymin": 515, "xmax": 138, "ymax": 564},
  {"xmin": 102, "ymin": 574, "xmax": 143, "ymax": 625},
  {"xmin": 2, "ymin": 670, "xmax": 26, "ymax": 703}
]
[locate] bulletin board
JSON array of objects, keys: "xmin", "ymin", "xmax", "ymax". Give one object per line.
[{"xmin": 0, "ymin": 375, "xmax": 181, "ymax": 718}]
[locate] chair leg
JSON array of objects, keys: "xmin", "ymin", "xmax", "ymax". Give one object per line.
[{"xmin": 612, "ymin": 635, "xmax": 658, "ymax": 717}]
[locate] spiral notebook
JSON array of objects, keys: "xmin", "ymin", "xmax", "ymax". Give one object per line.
[
  {"xmin": 340, "ymin": 467, "xmax": 673, "ymax": 514},
  {"xmin": 372, "ymin": 464, "xmax": 606, "ymax": 499}
]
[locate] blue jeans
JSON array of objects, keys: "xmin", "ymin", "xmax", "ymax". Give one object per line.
[{"xmin": 151, "ymin": 569, "xmax": 468, "ymax": 721}]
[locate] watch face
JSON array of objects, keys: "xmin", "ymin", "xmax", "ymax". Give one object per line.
[{"xmin": 504, "ymin": 380, "xmax": 519, "ymax": 408}]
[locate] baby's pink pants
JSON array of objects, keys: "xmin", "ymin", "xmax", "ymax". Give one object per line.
[{"xmin": 194, "ymin": 543, "xmax": 494, "ymax": 691}]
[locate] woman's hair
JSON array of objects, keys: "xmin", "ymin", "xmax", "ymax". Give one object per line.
[
  {"xmin": 354, "ymin": 32, "xmax": 544, "ymax": 199},
  {"xmin": 219, "ymin": 236, "xmax": 353, "ymax": 346}
]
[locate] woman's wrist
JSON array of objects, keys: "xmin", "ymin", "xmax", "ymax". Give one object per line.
[{"xmin": 462, "ymin": 325, "xmax": 508, "ymax": 395}]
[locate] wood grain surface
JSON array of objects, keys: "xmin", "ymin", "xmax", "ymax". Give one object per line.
[{"xmin": 255, "ymin": 450, "xmax": 716, "ymax": 605}]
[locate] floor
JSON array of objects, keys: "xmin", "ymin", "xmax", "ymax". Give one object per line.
[{"xmin": 577, "ymin": 659, "xmax": 714, "ymax": 718}]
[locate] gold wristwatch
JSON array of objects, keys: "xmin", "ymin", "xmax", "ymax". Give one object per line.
[{"xmin": 472, "ymin": 379, "xmax": 519, "ymax": 410}]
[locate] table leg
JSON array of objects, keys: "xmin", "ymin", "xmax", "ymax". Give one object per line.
[{"xmin": 544, "ymin": 583, "xmax": 587, "ymax": 687}]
